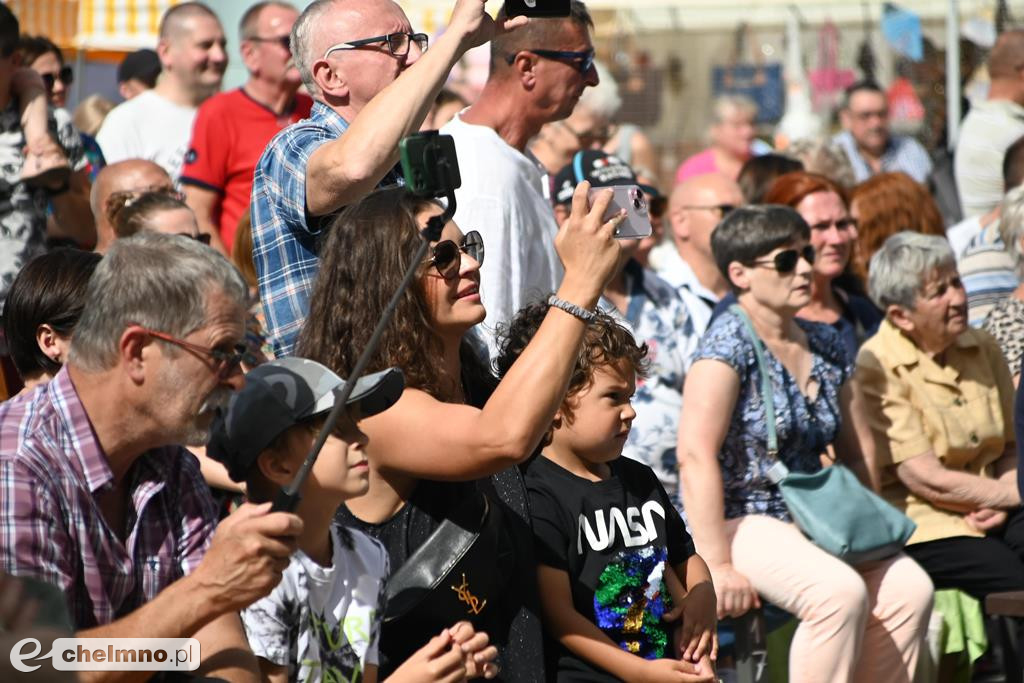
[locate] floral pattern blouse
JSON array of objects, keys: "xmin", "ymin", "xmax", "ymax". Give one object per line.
[{"xmin": 692, "ymin": 307, "xmax": 853, "ymax": 521}]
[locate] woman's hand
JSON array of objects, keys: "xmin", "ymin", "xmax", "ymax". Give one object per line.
[
  {"xmin": 555, "ymin": 180, "xmax": 624, "ymax": 305},
  {"xmin": 666, "ymin": 581, "xmax": 718, "ymax": 664},
  {"xmin": 965, "ymin": 507, "xmax": 1008, "ymax": 533},
  {"xmin": 709, "ymin": 563, "xmax": 760, "ymax": 619}
]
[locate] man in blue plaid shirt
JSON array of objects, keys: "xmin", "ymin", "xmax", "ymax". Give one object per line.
[{"xmin": 251, "ymin": 0, "xmax": 527, "ymax": 357}]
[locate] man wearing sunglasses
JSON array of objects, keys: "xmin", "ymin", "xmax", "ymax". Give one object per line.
[
  {"xmin": 182, "ymin": 2, "xmax": 312, "ymax": 255},
  {"xmin": 97, "ymin": 3, "xmax": 228, "ymax": 183},
  {"xmin": 440, "ymin": 0, "xmax": 598, "ymax": 356},
  {"xmin": 251, "ymin": 0, "xmax": 527, "ymax": 357},
  {"xmin": 654, "ymin": 172, "xmax": 744, "ymax": 336},
  {"xmin": 0, "ymin": 233, "xmax": 304, "ymax": 679}
]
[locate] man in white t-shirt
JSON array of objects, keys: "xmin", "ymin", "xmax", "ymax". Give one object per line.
[
  {"xmin": 441, "ymin": 0, "xmax": 599, "ymax": 355},
  {"xmin": 955, "ymin": 30, "xmax": 1024, "ymax": 218},
  {"xmin": 96, "ymin": 2, "xmax": 227, "ymax": 181},
  {"xmin": 950, "ymin": 134, "xmax": 1024, "ymax": 259}
]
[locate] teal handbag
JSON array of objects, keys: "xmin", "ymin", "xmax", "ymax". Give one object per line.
[{"xmin": 731, "ymin": 305, "xmax": 916, "ymax": 565}]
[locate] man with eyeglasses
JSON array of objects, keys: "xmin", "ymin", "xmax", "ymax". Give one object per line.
[
  {"xmin": 90, "ymin": 159, "xmax": 176, "ymax": 253},
  {"xmin": 0, "ymin": 232, "xmax": 305, "ymax": 678},
  {"xmin": 97, "ymin": 2, "xmax": 228, "ymax": 183},
  {"xmin": 832, "ymin": 80, "xmax": 932, "ymax": 185},
  {"xmin": 653, "ymin": 172, "xmax": 744, "ymax": 335},
  {"xmin": 181, "ymin": 2, "xmax": 311, "ymax": 255},
  {"xmin": 251, "ymin": 0, "xmax": 526, "ymax": 357},
  {"xmin": 440, "ymin": 0, "xmax": 599, "ymax": 357}
]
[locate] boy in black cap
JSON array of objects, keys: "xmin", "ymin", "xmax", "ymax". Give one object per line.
[{"xmin": 208, "ymin": 358, "xmax": 498, "ymax": 682}]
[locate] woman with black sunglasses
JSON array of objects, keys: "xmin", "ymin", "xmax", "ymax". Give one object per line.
[
  {"xmin": 677, "ymin": 206, "xmax": 933, "ymax": 682},
  {"xmin": 298, "ymin": 183, "xmax": 622, "ymax": 680}
]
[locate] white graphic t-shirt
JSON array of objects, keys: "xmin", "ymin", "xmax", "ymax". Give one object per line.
[{"xmin": 242, "ymin": 525, "xmax": 388, "ymax": 682}]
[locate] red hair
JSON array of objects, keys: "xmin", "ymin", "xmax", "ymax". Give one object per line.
[{"xmin": 762, "ymin": 171, "xmax": 849, "ymax": 209}]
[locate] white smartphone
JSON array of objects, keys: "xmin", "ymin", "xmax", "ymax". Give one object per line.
[{"xmin": 588, "ymin": 184, "xmax": 653, "ymax": 239}]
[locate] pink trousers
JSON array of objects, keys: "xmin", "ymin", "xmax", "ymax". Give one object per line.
[{"xmin": 726, "ymin": 515, "xmax": 934, "ymax": 683}]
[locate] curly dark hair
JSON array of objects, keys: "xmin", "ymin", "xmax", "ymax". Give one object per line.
[
  {"xmin": 495, "ymin": 300, "xmax": 650, "ymax": 422},
  {"xmin": 297, "ymin": 187, "xmax": 494, "ymax": 402}
]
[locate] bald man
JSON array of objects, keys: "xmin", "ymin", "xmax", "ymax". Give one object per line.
[
  {"xmin": 96, "ymin": 2, "xmax": 227, "ymax": 181},
  {"xmin": 956, "ymin": 29, "xmax": 1024, "ymax": 217},
  {"xmin": 90, "ymin": 159, "xmax": 175, "ymax": 253},
  {"xmin": 653, "ymin": 172, "xmax": 743, "ymax": 333},
  {"xmin": 251, "ymin": 0, "xmax": 526, "ymax": 356}
]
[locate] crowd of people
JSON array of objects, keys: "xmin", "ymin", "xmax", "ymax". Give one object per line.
[{"xmin": 5, "ymin": 0, "xmax": 1024, "ymax": 682}]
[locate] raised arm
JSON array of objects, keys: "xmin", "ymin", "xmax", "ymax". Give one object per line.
[
  {"xmin": 362, "ymin": 183, "xmax": 622, "ymax": 479},
  {"xmin": 305, "ymin": 0, "xmax": 526, "ymax": 216},
  {"xmin": 677, "ymin": 358, "xmax": 760, "ymax": 619}
]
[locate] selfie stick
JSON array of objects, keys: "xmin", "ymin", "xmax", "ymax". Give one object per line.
[{"xmin": 272, "ymin": 151, "xmax": 458, "ymax": 513}]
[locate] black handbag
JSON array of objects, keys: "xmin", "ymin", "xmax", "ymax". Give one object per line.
[{"xmin": 381, "ymin": 490, "xmax": 513, "ymax": 667}]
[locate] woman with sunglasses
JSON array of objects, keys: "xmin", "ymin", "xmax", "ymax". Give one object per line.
[
  {"xmin": 298, "ymin": 183, "xmax": 622, "ymax": 679},
  {"xmin": 762, "ymin": 171, "xmax": 883, "ymax": 363},
  {"xmin": 678, "ymin": 206, "xmax": 933, "ymax": 683}
]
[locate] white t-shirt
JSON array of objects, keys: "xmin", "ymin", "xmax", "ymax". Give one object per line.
[
  {"xmin": 954, "ymin": 99, "xmax": 1024, "ymax": 217},
  {"xmin": 948, "ymin": 213, "xmax": 987, "ymax": 263},
  {"xmin": 95, "ymin": 90, "xmax": 197, "ymax": 181},
  {"xmin": 441, "ymin": 114, "xmax": 563, "ymax": 356},
  {"xmin": 241, "ymin": 525, "xmax": 389, "ymax": 682}
]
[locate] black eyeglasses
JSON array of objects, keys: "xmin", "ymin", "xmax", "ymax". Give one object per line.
[
  {"xmin": 40, "ymin": 66, "xmax": 73, "ymax": 91},
  {"xmin": 425, "ymin": 230, "xmax": 484, "ymax": 279},
  {"xmin": 506, "ymin": 49, "xmax": 595, "ymax": 74},
  {"xmin": 750, "ymin": 245, "xmax": 816, "ymax": 274},
  {"xmin": 323, "ymin": 32, "xmax": 429, "ymax": 59},
  {"xmin": 136, "ymin": 327, "xmax": 246, "ymax": 378},
  {"xmin": 680, "ymin": 204, "xmax": 736, "ymax": 218},
  {"xmin": 248, "ymin": 35, "xmax": 291, "ymax": 52}
]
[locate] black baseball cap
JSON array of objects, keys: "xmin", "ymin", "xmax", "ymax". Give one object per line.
[
  {"xmin": 207, "ymin": 358, "xmax": 405, "ymax": 483},
  {"xmin": 117, "ymin": 49, "xmax": 161, "ymax": 87},
  {"xmin": 553, "ymin": 150, "xmax": 639, "ymax": 206}
]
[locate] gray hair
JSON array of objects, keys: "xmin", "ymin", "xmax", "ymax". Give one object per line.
[
  {"xmin": 711, "ymin": 94, "xmax": 758, "ymax": 125},
  {"xmin": 291, "ymin": 0, "xmax": 339, "ymax": 97},
  {"xmin": 577, "ymin": 60, "xmax": 621, "ymax": 119},
  {"xmin": 868, "ymin": 231, "xmax": 956, "ymax": 310},
  {"xmin": 998, "ymin": 184, "xmax": 1024, "ymax": 279},
  {"xmin": 69, "ymin": 232, "xmax": 248, "ymax": 371}
]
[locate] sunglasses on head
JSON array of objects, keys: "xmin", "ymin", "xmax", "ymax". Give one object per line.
[
  {"xmin": 41, "ymin": 66, "xmax": 73, "ymax": 90},
  {"xmin": 426, "ymin": 230, "xmax": 484, "ymax": 279},
  {"xmin": 750, "ymin": 245, "xmax": 816, "ymax": 274}
]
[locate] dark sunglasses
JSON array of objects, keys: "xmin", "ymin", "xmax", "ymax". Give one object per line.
[
  {"xmin": 248, "ymin": 35, "xmax": 291, "ymax": 52},
  {"xmin": 506, "ymin": 49, "xmax": 595, "ymax": 74},
  {"xmin": 177, "ymin": 232, "xmax": 212, "ymax": 245},
  {"xmin": 426, "ymin": 230, "xmax": 484, "ymax": 279},
  {"xmin": 750, "ymin": 245, "xmax": 816, "ymax": 274},
  {"xmin": 41, "ymin": 66, "xmax": 73, "ymax": 90}
]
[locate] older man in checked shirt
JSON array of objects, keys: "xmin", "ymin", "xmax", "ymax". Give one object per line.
[{"xmin": 0, "ymin": 233, "xmax": 303, "ymax": 681}]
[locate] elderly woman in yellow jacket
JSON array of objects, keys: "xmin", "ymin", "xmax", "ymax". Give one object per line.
[{"xmin": 856, "ymin": 231, "xmax": 1024, "ymax": 600}]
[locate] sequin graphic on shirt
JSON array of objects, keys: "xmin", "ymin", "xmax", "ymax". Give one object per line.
[{"xmin": 593, "ymin": 545, "xmax": 673, "ymax": 658}]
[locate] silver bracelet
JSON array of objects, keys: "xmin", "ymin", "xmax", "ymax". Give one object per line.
[{"xmin": 547, "ymin": 294, "xmax": 595, "ymax": 322}]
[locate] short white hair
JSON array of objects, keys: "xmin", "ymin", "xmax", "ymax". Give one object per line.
[
  {"xmin": 999, "ymin": 184, "xmax": 1024, "ymax": 279},
  {"xmin": 712, "ymin": 94, "xmax": 758, "ymax": 124},
  {"xmin": 868, "ymin": 231, "xmax": 956, "ymax": 310},
  {"xmin": 291, "ymin": 0, "xmax": 340, "ymax": 97},
  {"xmin": 577, "ymin": 60, "xmax": 621, "ymax": 119}
]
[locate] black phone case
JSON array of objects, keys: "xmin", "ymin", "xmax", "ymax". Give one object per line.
[{"xmin": 505, "ymin": 0, "xmax": 572, "ymax": 18}]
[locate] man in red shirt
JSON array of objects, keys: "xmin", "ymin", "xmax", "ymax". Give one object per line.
[{"xmin": 182, "ymin": 1, "xmax": 311, "ymax": 254}]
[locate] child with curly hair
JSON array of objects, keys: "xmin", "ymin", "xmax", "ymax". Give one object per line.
[{"xmin": 496, "ymin": 302, "xmax": 717, "ymax": 682}]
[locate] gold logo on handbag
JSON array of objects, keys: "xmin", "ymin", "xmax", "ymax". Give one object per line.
[{"xmin": 451, "ymin": 574, "xmax": 487, "ymax": 615}]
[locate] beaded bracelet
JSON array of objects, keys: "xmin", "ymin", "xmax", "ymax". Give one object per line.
[{"xmin": 547, "ymin": 294, "xmax": 595, "ymax": 322}]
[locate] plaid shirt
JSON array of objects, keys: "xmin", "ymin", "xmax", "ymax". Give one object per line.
[
  {"xmin": 0, "ymin": 366, "xmax": 218, "ymax": 629},
  {"xmin": 832, "ymin": 130, "xmax": 934, "ymax": 184},
  {"xmin": 251, "ymin": 101, "xmax": 402, "ymax": 357}
]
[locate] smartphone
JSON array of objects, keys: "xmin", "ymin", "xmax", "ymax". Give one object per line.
[
  {"xmin": 399, "ymin": 131, "xmax": 462, "ymax": 198},
  {"xmin": 588, "ymin": 185, "xmax": 653, "ymax": 239},
  {"xmin": 506, "ymin": 0, "xmax": 571, "ymax": 18}
]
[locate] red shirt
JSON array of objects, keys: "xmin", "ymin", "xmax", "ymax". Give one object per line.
[{"xmin": 181, "ymin": 88, "xmax": 312, "ymax": 250}]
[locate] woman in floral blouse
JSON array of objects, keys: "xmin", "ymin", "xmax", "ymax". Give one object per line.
[{"xmin": 678, "ymin": 206, "xmax": 933, "ymax": 683}]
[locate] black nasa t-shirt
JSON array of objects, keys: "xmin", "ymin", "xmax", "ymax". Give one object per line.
[{"xmin": 525, "ymin": 455, "xmax": 696, "ymax": 682}]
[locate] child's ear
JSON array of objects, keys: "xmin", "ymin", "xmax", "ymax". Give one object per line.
[{"xmin": 257, "ymin": 449, "xmax": 296, "ymax": 487}]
